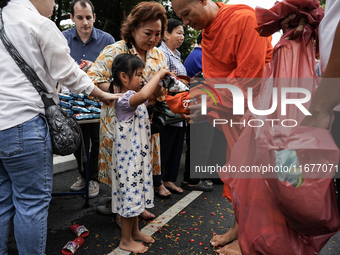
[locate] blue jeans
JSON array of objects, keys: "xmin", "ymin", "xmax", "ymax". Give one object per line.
[{"xmin": 0, "ymin": 114, "xmax": 53, "ymax": 255}]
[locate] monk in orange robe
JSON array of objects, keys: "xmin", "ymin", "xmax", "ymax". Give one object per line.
[{"xmin": 171, "ymin": 0, "xmax": 272, "ymax": 254}]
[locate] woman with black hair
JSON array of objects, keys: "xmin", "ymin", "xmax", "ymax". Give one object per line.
[{"xmin": 156, "ymin": 19, "xmax": 187, "ymax": 196}]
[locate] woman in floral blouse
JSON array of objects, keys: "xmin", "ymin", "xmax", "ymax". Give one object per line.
[{"xmin": 87, "ymin": 1, "xmax": 168, "ymax": 220}]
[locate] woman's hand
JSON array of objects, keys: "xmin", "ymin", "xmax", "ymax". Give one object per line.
[
  {"xmin": 89, "ymin": 86, "xmax": 122, "ymax": 105},
  {"xmin": 157, "ymin": 68, "xmax": 171, "ymax": 79},
  {"xmin": 183, "ymin": 103, "xmax": 206, "ymax": 123},
  {"xmin": 81, "ymin": 59, "xmax": 94, "ymax": 69},
  {"xmin": 97, "ymin": 92, "xmax": 123, "ymax": 105}
]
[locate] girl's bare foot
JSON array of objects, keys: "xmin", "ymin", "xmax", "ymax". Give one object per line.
[
  {"xmin": 140, "ymin": 209, "xmax": 155, "ymax": 220},
  {"xmin": 132, "ymin": 231, "xmax": 155, "ymax": 244},
  {"xmin": 119, "ymin": 239, "xmax": 148, "ymax": 254},
  {"xmin": 216, "ymin": 239, "xmax": 242, "ymax": 255}
]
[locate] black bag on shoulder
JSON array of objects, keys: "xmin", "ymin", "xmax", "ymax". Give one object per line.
[{"xmin": 0, "ymin": 9, "xmax": 82, "ymax": 156}]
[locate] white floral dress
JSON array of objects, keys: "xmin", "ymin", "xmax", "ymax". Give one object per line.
[
  {"xmin": 88, "ymin": 40, "xmax": 167, "ymax": 185},
  {"xmin": 110, "ymin": 91, "xmax": 154, "ymax": 217}
]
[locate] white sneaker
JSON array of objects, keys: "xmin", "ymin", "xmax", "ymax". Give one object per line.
[
  {"xmin": 70, "ymin": 176, "xmax": 86, "ymax": 191},
  {"xmin": 89, "ymin": 180, "xmax": 99, "ymax": 198}
]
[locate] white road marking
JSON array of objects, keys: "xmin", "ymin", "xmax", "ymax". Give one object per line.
[{"xmin": 109, "ymin": 191, "xmax": 203, "ymax": 255}]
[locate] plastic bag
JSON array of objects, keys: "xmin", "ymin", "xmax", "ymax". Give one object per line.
[{"xmin": 221, "ymin": 0, "xmax": 340, "ymax": 254}]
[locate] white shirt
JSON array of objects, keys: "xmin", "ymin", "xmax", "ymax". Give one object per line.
[
  {"xmin": 319, "ymin": 0, "xmax": 340, "ymax": 75},
  {"xmin": 318, "ymin": 0, "xmax": 340, "ymax": 111},
  {"xmin": 0, "ymin": 0, "xmax": 94, "ymax": 130}
]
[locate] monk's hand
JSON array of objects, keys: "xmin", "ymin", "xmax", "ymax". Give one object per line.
[
  {"xmin": 280, "ymin": 14, "xmax": 306, "ymax": 40},
  {"xmin": 300, "ymin": 111, "xmax": 331, "ymax": 130},
  {"xmin": 183, "ymin": 103, "xmax": 206, "ymax": 123}
]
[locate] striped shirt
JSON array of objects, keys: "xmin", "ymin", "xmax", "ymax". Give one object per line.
[{"xmin": 158, "ymin": 41, "xmax": 187, "ymax": 76}]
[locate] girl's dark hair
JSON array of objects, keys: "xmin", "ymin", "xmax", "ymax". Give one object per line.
[
  {"xmin": 109, "ymin": 54, "xmax": 145, "ymax": 93},
  {"xmin": 167, "ymin": 19, "xmax": 183, "ymax": 34},
  {"xmin": 197, "ymin": 32, "xmax": 202, "ymax": 45},
  {"xmin": 0, "ymin": 0, "xmax": 10, "ymax": 8}
]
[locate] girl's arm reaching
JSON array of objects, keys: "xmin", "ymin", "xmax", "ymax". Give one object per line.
[{"xmin": 129, "ymin": 68, "xmax": 170, "ymax": 107}]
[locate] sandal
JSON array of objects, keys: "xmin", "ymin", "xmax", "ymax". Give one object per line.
[
  {"xmin": 98, "ymin": 197, "xmax": 111, "ymax": 206},
  {"xmin": 184, "ymin": 180, "xmax": 213, "ymax": 192},
  {"xmin": 70, "ymin": 224, "xmax": 89, "ymax": 238},
  {"xmin": 61, "ymin": 237, "xmax": 84, "ymax": 255}
]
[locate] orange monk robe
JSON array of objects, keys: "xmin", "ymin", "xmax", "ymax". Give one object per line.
[{"xmin": 201, "ymin": 3, "xmax": 273, "ymax": 200}]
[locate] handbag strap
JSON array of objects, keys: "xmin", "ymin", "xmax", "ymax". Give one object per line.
[{"xmin": 0, "ymin": 8, "xmax": 55, "ymax": 109}]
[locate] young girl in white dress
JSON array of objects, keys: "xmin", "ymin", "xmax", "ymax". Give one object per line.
[{"xmin": 108, "ymin": 53, "xmax": 169, "ymax": 254}]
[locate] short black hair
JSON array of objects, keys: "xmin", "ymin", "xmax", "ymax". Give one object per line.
[
  {"xmin": 70, "ymin": 0, "xmax": 95, "ymax": 16},
  {"xmin": 110, "ymin": 54, "xmax": 145, "ymax": 93},
  {"xmin": 0, "ymin": 0, "xmax": 9, "ymax": 8},
  {"xmin": 167, "ymin": 19, "xmax": 183, "ymax": 34},
  {"xmin": 197, "ymin": 32, "xmax": 202, "ymax": 45}
]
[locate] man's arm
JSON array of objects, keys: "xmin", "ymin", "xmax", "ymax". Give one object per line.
[{"xmin": 301, "ymin": 20, "xmax": 340, "ymax": 129}]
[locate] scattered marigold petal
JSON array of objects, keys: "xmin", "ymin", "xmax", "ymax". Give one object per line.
[
  {"xmin": 187, "ymin": 232, "xmax": 190, "ymax": 234},
  {"xmin": 195, "ymin": 228, "xmax": 199, "ymax": 230},
  {"xmin": 159, "ymin": 247, "xmax": 163, "ymax": 250},
  {"xmin": 199, "ymin": 242, "xmax": 204, "ymax": 245},
  {"xmin": 211, "ymin": 212, "xmax": 216, "ymax": 215},
  {"xmin": 181, "ymin": 211, "xmax": 186, "ymax": 214},
  {"xmin": 205, "ymin": 247, "xmax": 209, "ymax": 250},
  {"xmin": 190, "ymin": 239, "xmax": 195, "ymax": 242},
  {"xmin": 221, "ymin": 216, "xmax": 225, "ymax": 218},
  {"xmin": 212, "ymin": 232, "xmax": 217, "ymax": 235},
  {"xmin": 176, "ymin": 234, "xmax": 180, "ymax": 236}
]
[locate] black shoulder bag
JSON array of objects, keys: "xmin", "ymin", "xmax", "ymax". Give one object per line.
[{"xmin": 0, "ymin": 9, "xmax": 84, "ymax": 156}]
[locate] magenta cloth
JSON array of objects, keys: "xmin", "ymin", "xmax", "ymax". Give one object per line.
[
  {"xmin": 255, "ymin": 0, "xmax": 324, "ymax": 38},
  {"xmin": 218, "ymin": 1, "xmax": 340, "ymax": 254},
  {"xmin": 115, "ymin": 90, "xmax": 148, "ymax": 121}
]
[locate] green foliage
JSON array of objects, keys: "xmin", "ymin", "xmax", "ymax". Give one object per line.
[
  {"xmin": 59, "ymin": 23, "xmax": 75, "ymax": 32},
  {"xmin": 163, "ymin": 4, "xmax": 199, "ymax": 62},
  {"xmin": 319, "ymin": 0, "xmax": 326, "ymax": 8},
  {"xmin": 52, "ymin": 0, "xmax": 229, "ymax": 61}
]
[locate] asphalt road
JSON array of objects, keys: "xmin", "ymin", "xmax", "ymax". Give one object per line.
[{"xmin": 6, "ymin": 151, "xmax": 340, "ymax": 255}]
